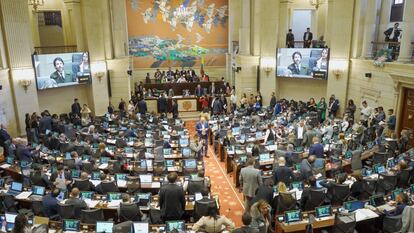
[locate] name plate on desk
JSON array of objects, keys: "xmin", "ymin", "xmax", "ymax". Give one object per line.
[{"xmin": 177, "ymin": 98, "xmax": 197, "ymax": 112}]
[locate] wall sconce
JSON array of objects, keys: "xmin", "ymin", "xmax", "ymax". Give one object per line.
[
  {"xmin": 332, "ymin": 69, "xmax": 343, "ymax": 79},
  {"xmin": 263, "ymin": 67, "xmax": 273, "ymax": 76},
  {"xmin": 261, "ymin": 57, "xmax": 275, "ymax": 77},
  {"xmin": 19, "ymin": 79, "xmax": 32, "ymax": 93},
  {"xmin": 94, "ymin": 72, "xmax": 105, "ymax": 82}
]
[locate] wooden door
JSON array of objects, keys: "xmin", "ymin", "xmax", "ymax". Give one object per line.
[{"xmin": 400, "ymin": 88, "xmax": 414, "ymax": 147}]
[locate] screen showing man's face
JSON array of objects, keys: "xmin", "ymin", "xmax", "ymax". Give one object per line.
[
  {"xmin": 55, "ymin": 60, "xmax": 64, "ymax": 73},
  {"xmin": 293, "ymin": 54, "xmax": 301, "ymax": 64}
]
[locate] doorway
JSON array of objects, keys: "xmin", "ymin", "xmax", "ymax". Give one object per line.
[{"xmin": 291, "ymin": 10, "xmax": 313, "ymax": 46}]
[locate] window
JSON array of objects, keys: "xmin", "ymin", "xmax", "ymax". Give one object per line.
[{"xmin": 390, "ymin": 0, "xmax": 404, "ymax": 22}]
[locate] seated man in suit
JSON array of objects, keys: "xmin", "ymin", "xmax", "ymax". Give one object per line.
[
  {"xmin": 16, "ymin": 138, "xmax": 40, "ymax": 163},
  {"xmin": 72, "ymin": 172, "xmax": 95, "ymax": 191},
  {"xmin": 30, "ymin": 165, "xmax": 51, "ymax": 189},
  {"xmin": 309, "ymin": 137, "xmax": 324, "ymax": 158},
  {"xmin": 287, "ymin": 51, "xmax": 310, "ymax": 76},
  {"xmin": 50, "ymin": 57, "xmax": 75, "ymax": 84},
  {"xmin": 65, "ymin": 187, "xmax": 89, "ymax": 216},
  {"xmin": 42, "ymin": 188, "xmax": 60, "ymax": 218},
  {"xmin": 117, "ymin": 193, "xmax": 144, "ymax": 222},
  {"xmin": 50, "ymin": 165, "xmax": 72, "ymax": 190},
  {"xmin": 159, "ymin": 172, "xmax": 186, "ymax": 222}
]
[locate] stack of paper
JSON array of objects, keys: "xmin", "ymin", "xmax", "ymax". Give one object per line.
[
  {"xmin": 15, "ymin": 191, "xmax": 32, "ymax": 200},
  {"xmin": 85, "ymin": 199, "xmax": 100, "ymax": 208},
  {"xmin": 355, "ymin": 208, "xmax": 379, "ymax": 222},
  {"xmin": 107, "ymin": 200, "xmax": 122, "ymax": 208}
]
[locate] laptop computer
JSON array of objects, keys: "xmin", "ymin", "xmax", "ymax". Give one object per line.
[
  {"xmin": 5, "ymin": 212, "xmax": 17, "ymax": 232},
  {"xmin": 91, "ymin": 171, "xmax": 101, "ymax": 180},
  {"xmin": 370, "ymin": 195, "xmax": 394, "ymax": 212},
  {"xmin": 344, "ymin": 200, "xmax": 365, "ymax": 212},
  {"xmin": 132, "ymin": 222, "xmax": 149, "ymax": 233},
  {"xmin": 63, "ymin": 219, "xmax": 80, "ymax": 232},
  {"xmin": 80, "ymin": 191, "xmax": 94, "ymax": 200},
  {"xmin": 284, "ymin": 210, "xmax": 302, "ymax": 224},
  {"xmin": 96, "ymin": 221, "xmax": 114, "ymax": 233},
  {"xmin": 166, "ymin": 220, "xmax": 185, "ymax": 232},
  {"xmin": 135, "ymin": 193, "xmax": 151, "ymax": 207},
  {"xmin": 7, "ymin": 182, "xmax": 23, "ymax": 196},
  {"xmin": 315, "ymin": 205, "xmax": 333, "ymax": 219},
  {"xmin": 31, "ymin": 185, "xmax": 46, "ymax": 200},
  {"xmin": 184, "ymin": 159, "xmax": 197, "ymax": 169},
  {"xmin": 290, "ymin": 181, "xmax": 304, "ymax": 191},
  {"xmin": 181, "ymin": 147, "xmax": 191, "ymax": 158}
]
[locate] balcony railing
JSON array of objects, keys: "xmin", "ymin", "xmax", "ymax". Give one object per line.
[
  {"xmin": 34, "ymin": 45, "xmax": 77, "ymax": 54},
  {"xmin": 371, "ymin": 41, "xmax": 414, "ymax": 61}
]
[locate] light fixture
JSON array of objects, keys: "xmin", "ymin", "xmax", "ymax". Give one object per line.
[
  {"xmin": 28, "ymin": 0, "xmax": 45, "ymax": 12},
  {"xmin": 264, "ymin": 67, "xmax": 273, "ymax": 76},
  {"xmin": 94, "ymin": 72, "xmax": 105, "ymax": 82},
  {"xmin": 332, "ymin": 69, "xmax": 343, "ymax": 79},
  {"xmin": 19, "ymin": 79, "xmax": 32, "ymax": 93},
  {"xmin": 261, "ymin": 57, "xmax": 275, "ymax": 77},
  {"xmin": 309, "ymin": 0, "xmax": 325, "ymax": 9}
]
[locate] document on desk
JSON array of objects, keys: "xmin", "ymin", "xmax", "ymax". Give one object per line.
[
  {"xmin": 15, "ymin": 191, "xmax": 32, "ymax": 200},
  {"xmin": 107, "ymin": 200, "xmax": 122, "ymax": 208},
  {"xmin": 98, "ymin": 164, "xmax": 108, "ymax": 169},
  {"xmin": 90, "ymin": 180, "xmax": 101, "ymax": 186},
  {"xmin": 117, "ymin": 180, "xmax": 127, "ymax": 187},
  {"xmin": 0, "ymin": 164, "xmax": 11, "ymax": 169},
  {"xmin": 355, "ymin": 208, "xmax": 379, "ymax": 222},
  {"xmin": 106, "ymin": 139, "xmax": 116, "ymax": 144},
  {"xmin": 85, "ymin": 199, "xmax": 100, "ymax": 208},
  {"xmin": 266, "ymin": 145, "xmax": 277, "ymax": 151}
]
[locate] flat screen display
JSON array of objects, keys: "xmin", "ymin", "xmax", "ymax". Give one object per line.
[
  {"xmin": 276, "ymin": 48, "xmax": 330, "ymax": 79},
  {"xmin": 33, "ymin": 52, "xmax": 91, "ymax": 90}
]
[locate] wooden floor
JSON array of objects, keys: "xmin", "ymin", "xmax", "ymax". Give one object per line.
[{"xmin": 186, "ymin": 121, "xmax": 245, "ymax": 227}]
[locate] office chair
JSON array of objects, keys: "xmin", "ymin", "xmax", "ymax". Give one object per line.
[
  {"xmin": 275, "ymin": 192, "xmax": 297, "ymax": 215},
  {"xmin": 81, "ymin": 162, "xmax": 93, "ymax": 173},
  {"xmin": 333, "ymin": 212, "xmax": 356, "ymax": 233},
  {"xmin": 304, "ymin": 189, "xmax": 326, "ymax": 211},
  {"xmin": 153, "ymin": 162, "xmax": 166, "ymax": 176},
  {"xmin": 351, "ymin": 150, "xmax": 362, "ymax": 171},
  {"xmin": 153, "ymin": 146, "xmax": 164, "ymax": 161},
  {"xmin": 331, "ymin": 183, "xmax": 350, "ymax": 205},
  {"xmin": 187, "ymin": 179, "xmax": 205, "ymax": 195},
  {"xmin": 113, "ymin": 221, "xmax": 133, "ymax": 233},
  {"xmin": 194, "ymin": 198, "xmax": 217, "ymax": 221},
  {"xmin": 58, "ymin": 203, "xmax": 75, "ymax": 219},
  {"xmin": 383, "ymin": 214, "xmax": 403, "ymax": 233},
  {"xmin": 377, "ymin": 173, "xmax": 397, "ymax": 195},
  {"xmin": 397, "ymin": 168, "xmax": 412, "ymax": 188},
  {"xmin": 359, "ymin": 179, "xmax": 377, "ymax": 200},
  {"xmin": 1, "ymin": 194, "xmax": 17, "ymax": 213},
  {"xmin": 80, "ymin": 208, "xmax": 104, "ymax": 224},
  {"xmin": 63, "ymin": 159, "xmax": 75, "ymax": 169},
  {"xmin": 119, "ymin": 203, "xmax": 143, "ymax": 222},
  {"xmin": 32, "ymin": 200, "xmax": 45, "ymax": 216},
  {"xmin": 126, "ymin": 176, "xmax": 141, "ymax": 195},
  {"xmin": 72, "ymin": 179, "xmax": 92, "ymax": 191},
  {"xmin": 100, "ymin": 181, "xmax": 119, "ymax": 194}
]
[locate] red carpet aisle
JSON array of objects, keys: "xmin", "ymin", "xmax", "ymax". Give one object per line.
[{"xmin": 185, "ymin": 121, "xmax": 245, "ymax": 227}]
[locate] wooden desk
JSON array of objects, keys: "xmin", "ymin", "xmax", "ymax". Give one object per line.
[{"xmin": 276, "ymin": 217, "xmax": 335, "ymax": 233}]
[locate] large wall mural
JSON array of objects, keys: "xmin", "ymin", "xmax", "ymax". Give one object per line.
[{"xmin": 126, "ymin": 0, "xmax": 228, "ymax": 68}]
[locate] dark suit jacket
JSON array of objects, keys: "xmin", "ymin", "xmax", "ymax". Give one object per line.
[
  {"xmin": 42, "ymin": 194, "xmax": 58, "ymax": 217},
  {"xmin": 286, "ymin": 32, "xmax": 295, "ymax": 45},
  {"xmin": 72, "ymin": 103, "xmax": 81, "ymax": 115},
  {"xmin": 50, "ymin": 70, "xmax": 74, "ymax": 84},
  {"xmin": 194, "ymin": 87, "xmax": 204, "ymax": 97},
  {"xmin": 384, "ymin": 27, "xmax": 401, "ymax": 41},
  {"xmin": 287, "ymin": 63, "xmax": 310, "ymax": 75},
  {"xmin": 65, "ymin": 197, "xmax": 88, "ymax": 216},
  {"xmin": 273, "ymin": 166, "xmax": 294, "ymax": 186},
  {"xmin": 138, "ymin": 100, "xmax": 147, "ymax": 115},
  {"xmin": 309, "ymin": 143, "xmax": 324, "ymax": 158},
  {"xmin": 39, "ymin": 116, "xmax": 52, "ymax": 134},
  {"xmin": 16, "ymin": 145, "xmax": 36, "ymax": 162},
  {"xmin": 158, "ymin": 96, "xmax": 168, "ymax": 113},
  {"xmin": 251, "ymin": 185, "xmax": 273, "ymax": 205},
  {"xmin": 303, "ymin": 32, "xmax": 313, "ymax": 41},
  {"xmin": 31, "ymin": 172, "xmax": 51, "ymax": 189},
  {"xmin": 159, "ymin": 183, "xmax": 185, "ymax": 220},
  {"xmin": 171, "ymin": 104, "xmax": 179, "ymax": 118},
  {"xmin": 233, "ymin": 226, "xmax": 259, "ymax": 233}
]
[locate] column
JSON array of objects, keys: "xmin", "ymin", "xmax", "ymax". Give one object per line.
[
  {"xmin": 277, "ymin": 0, "xmax": 291, "ymax": 49},
  {"xmin": 239, "ymin": 0, "xmax": 250, "ymax": 55},
  {"xmin": 324, "ymin": 0, "xmax": 334, "ymax": 46},
  {"xmin": 111, "ymin": 0, "xmax": 128, "ymax": 58},
  {"xmin": 397, "ymin": 0, "xmax": 414, "ymax": 62},
  {"xmin": 361, "ymin": 0, "xmax": 381, "ymax": 58},
  {"xmin": 64, "ymin": 0, "xmax": 85, "ymax": 50}
]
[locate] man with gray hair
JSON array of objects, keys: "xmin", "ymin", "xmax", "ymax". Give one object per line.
[{"xmin": 0, "ymin": 124, "xmax": 11, "ymax": 157}]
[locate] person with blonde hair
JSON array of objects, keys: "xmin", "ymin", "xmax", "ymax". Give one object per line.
[{"xmin": 250, "ymin": 200, "xmax": 271, "ymax": 233}]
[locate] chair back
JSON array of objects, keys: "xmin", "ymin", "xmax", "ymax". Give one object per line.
[
  {"xmin": 276, "ymin": 192, "xmax": 297, "ymax": 215},
  {"xmin": 359, "ymin": 179, "xmax": 377, "ymax": 200},
  {"xmin": 331, "ymin": 183, "xmax": 350, "ymax": 205},
  {"xmin": 397, "ymin": 168, "xmax": 412, "ymax": 188},
  {"xmin": 113, "ymin": 221, "xmax": 133, "ymax": 233},
  {"xmin": 373, "ymin": 152, "xmax": 387, "ymax": 165},
  {"xmin": 333, "ymin": 212, "xmax": 356, "ymax": 233},
  {"xmin": 2, "ymin": 194, "xmax": 17, "ymax": 213},
  {"xmin": 80, "ymin": 208, "xmax": 104, "ymax": 224},
  {"xmin": 187, "ymin": 180, "xmax": 205, "ymax": 195},
  {"xmin": 81, "ymin": 162, "xmax": 93, "ymax": 173},
  {"xmin": 194, "ymin": 198, "xmax": 216, "ymax": 221},
  {"xmin": 377, "ymin": 173, "xmax": 397, "ymax": 195},
  {"xmin": 351, "ymin": 150, "xmax": 362, "ymax": 171},
  {"xmin": 383, "ymin": 214, "xmax": 403, "ymax": 233},
  {"xmin": 101, "ymin": 181, "xmax": 119, "ymax": 194},
  {"xmin": 63, "ymin": 159, "xmax": 75, "ymax": 168},
  {"xmin": 119, "ymin": 203, "xmax": 142, "ymax": 222},
  {"xmin": 58, "ymin": 203, "xmax": 75, "ymax": 219},
  {"xmin": 304, "ymin": 189, "xmax": 326, "ymax": 211},
  {"xmin": 73, "ymin": 179, "xmax": 91, "ymax": 191},
  {"xmin": 32, "ymin": 200, "xmax": 45, "ymax": 216},
  {"xmin": 126, "ymin": 176, "xmax": 141, "ymax": 195}
]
